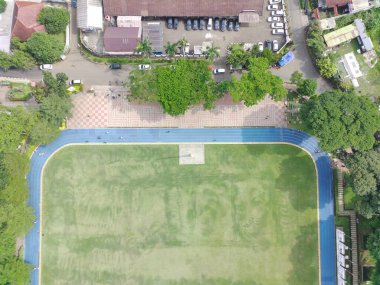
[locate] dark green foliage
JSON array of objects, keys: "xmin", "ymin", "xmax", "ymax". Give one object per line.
[
  {"xmin": 29, "ymin": 119, "xmax": 61, "ymax": 145},
  {"xmin": 228, "ymin": 57, "xmax": 287, "ymax": 106},
  {"xmin": 306, "ymin": 22, "xmax": 325, "ymax": 59},
  {"xmin": 0, "ymin": 50, "xmax": 35, "ymax": 71},
  {"xmin": 368, "ymin": 230, "xmax": 380, "ymax": 260},
  {"xmin": 301, "ymin": 91, "xmax": 380, "ymax": 151},
  {"xmin": 0, "ymin": 0, "xmax": 6, "ymax": 13},
  {"xmin": 336, "ymin": 7, "xmax": 380, "ymax": 29},
  {"xmin": 347, "ymin": 150, "xmax": 380, "ymax": 218},
  {"xmin": 26, "ymin": 32, "xmax": 64, "ymax": 63},
  {"xmin": 226, "ymin": 44, "xmax": 250, "ymax": 68},
  {"xmin": 37, "ymin": 7, "xmax": 69, "ymax": 34},
  {"xmin": 39, "ymin": 72, "xmax": 72, "ymax": 126},
  {"xmin": 297, "ymin": 78, "xmax": 317, "ymax": 96},
  {"xmin": 290, "ymin": 71, "xmax": 303, "ymax": 85}
]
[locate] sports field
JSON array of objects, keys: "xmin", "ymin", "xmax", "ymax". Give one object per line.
[{"xmin": 41, "ymin": 144, "xmax": 319, "ymax": 285}]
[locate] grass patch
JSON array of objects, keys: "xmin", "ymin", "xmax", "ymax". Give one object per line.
[
  {"xmin": 8, "ymin": 82, "xmax": 32, "ymax": 101},
  {"xmin": 344, "ymin": 185, "xmax": 355, "ymax": 210},
  {"xmin": 42, "ymin": 144, "xmax": 319, "ymax": 285}
]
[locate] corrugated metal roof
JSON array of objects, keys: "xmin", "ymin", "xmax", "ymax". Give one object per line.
[
  {"xmin": 323, "ymin": 24, "xmax": 358, "ymax": 48},
  {"xmin": 77, "ymin": 0, "xmax": 103, "ymax": 29},
  {"xmin": 104, "ymin": 27, "xmax": 140, "ymax": 52},
  {"xmin": 104, "ymin": 0, "xmax": 263, "ymax": 17}
]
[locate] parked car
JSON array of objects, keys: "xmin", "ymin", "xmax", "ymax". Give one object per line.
[
  {"xmin": 227, "ymin": 19, "xmax": 234, "ymax": 31},
  {"xmin": 269, "ymin": 0, "xmax": 281, "ymax": 4},
  {"xmin": 207, "ymin": 18, "xmax": 212, "ymax": 30},
  {"xmin": 70, "ymin": 80, "xmax": 82, "ymax": 85},
  {"xmin": 234, "ymin": 20, "xmax": 240, "ymax": 31},
  {"xmin": 39, "ymin": 64, "xmax": 53, "ymax": 70},
  {"xmin": 258, "ymin": 42, "xmax": 264, "ymax": 52},
  {"xmin": 265, "ymin": 40, "xmax": 273, "ymax": 51},
  {"xmin": 213, "ymin": 68, "xmax": 226, "ymax": 74},
  {"xmin": 185, "ymin": 19, "xmax": 192, "ymax": 31},
  {"xmin": 71, "ymin": 0, "xmax": 77, "ymax": 8},
  {"xmin": 199, "ymin": 18, "xmax": 205, "ymax": 30},
  {"xmin": 167, "ymin": 18, "xmax": 173, "ymax": 29},
  {"xmin": 138, "ymin": 64, "xmax": 151, "ymax": 70},
  {"xmin": 214, "ymin": 18, "xmax": 220, "ymax": 30},
  {"xmin": 272, "ymin": 28, "xmax": 285, "ymax": 35},
  {"xmin": 271, "ymin": 10, "xmax": 285, "ymax": 16},
  {"xmin": 110, "ymin": 63, "xmax": 121, "ymax": 69},
  {"xmin": 267, "ymin": 16, "xmax": 281, "ymax": 22},
  {"xmin": 193, "ymin": 19, "xmax": 199, "ymax": 30},
  {"xmin": 273, "ymin": 40, "xmax": 279, "ymax": 52},
  {"xmin": 268, "ymin": 4, "xmax": 280, "ymax": 10},
  {"xmin": 271, "ymin": 22, "xmax": 284, "ymax": 29},
  {"xmin": 221, "ymin": 18, "xmax": 227, "ymax": 31},
  {"xmin": 173, "ymin": 18, "xmax": 179, "ymax": 29}
]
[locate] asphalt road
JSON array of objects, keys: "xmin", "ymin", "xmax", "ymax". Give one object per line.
[{"xmin": 271, "ymin": 0, "xmax": 332, "ymax": 92}]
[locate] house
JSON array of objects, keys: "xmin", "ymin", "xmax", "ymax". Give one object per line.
[
  {"xmin": 103, "ymin": 27, "xmax": 140, "ymax": 54},
  {"xmin": 325, "ymin": 0, "xmax": 352, "ymax": 16},
  {"xmin": 323, "ymin": 19, "xmax": 373, "ymax": 51},
  {"xmin": 103, "ymin": 0, "xmax": 263, "ymax": 17},
  {"xmin": 12, "ymin": 1, "xmax": 45, "ymax": 42},
  {"xmin": 354, "ymin": 18, "xmax": 374, "ymax": 52},
  {"xmin": 77, "ymin": 0, "xmax": 103, "ymax": 31}
]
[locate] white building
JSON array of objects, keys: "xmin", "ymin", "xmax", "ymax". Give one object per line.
[
  {"xmin": 77, "ymin": 0, "xmax": 103, "ymax": 30},
  {"xmin": 341, "ymin": 52, "xmax": 363, "ymax": 87}
]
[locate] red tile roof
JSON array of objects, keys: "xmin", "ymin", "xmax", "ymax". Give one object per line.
[
  {"xmin": 12, "ymin": 1, "xmax": 45, "ymax": 42},
  {"xmin": 103, "ymin": 0, "xmax": 263, "ymax": 17},
  {"xmin": 104, "ymin": 27, "xmax": 140, "ymax": 53},
  {"xmin": 326, "ymin": 0, "xmax": 352, "ymax": 7}
]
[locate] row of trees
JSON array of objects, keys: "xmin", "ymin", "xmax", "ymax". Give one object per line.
[
  {"xmin": 129, "ymin": 57, "xmax": 287, "ymax": 115},
  {"xmin": 0, "ymin": 72, "xmax": 72, "ymax": 284}
]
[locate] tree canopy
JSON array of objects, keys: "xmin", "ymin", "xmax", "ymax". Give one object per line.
[
  {"xmin": 301, "ymin": 90, "xmax": 380, "ymax": 151},
  {"xmin": 37, "ymin": 7, "xmax": 69, "ymax": 34},
  {"xmin": 297, "ymin": 78, "xmax": 317, "ymax": 96},
  {"xmin": 0, "ymin": 0, "xmax": 6, "ymax": 13},
  {"xmin": 347, "ymin": 150, "xmax": 380, "ymax": 218},
  {"xmin": 26, "ymin": 32, "xmax": 64, "ymax": 63},
  {"xmin": 228, "ymin": 57, "xmax": 287, "ymax": 106}
]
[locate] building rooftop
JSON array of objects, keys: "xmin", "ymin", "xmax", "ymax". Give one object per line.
[
  {"xmin": 103, "ymin": 0, "xmax": 264, "ymax": 17},
  {"xmin": 77, "ymin": 0, "xmax": 103, "ymax": 29},
  {"xmin": 103, "ymin": 27, "xmax": 140, "ymax": 53},
  {"xmin": 12, "ymin": 1, "xmax": 45, "ymax": 42},
  {"xmin": 323, "ymin": 24, "xmax": 358, "ymax": 48}
]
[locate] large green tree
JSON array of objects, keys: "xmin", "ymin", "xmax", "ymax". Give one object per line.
[
  {"xmin": 39, "ymin": 92, "xmax": 72, "ymax": 126},
  {"xmin": 301, "ymin": 90, "xmax": 380, "ymax": 151},
  {"xmin": 37, "ymin": 7, "xmax": 69, "ymax": 34},
  {"xmin": 226, "ymin": 44, "xmax": 250, "ymax": 68},
  {"xmin": 316, "ymin": 57, "xmax": 338, "ymax": 78},
  {"xmin": 228, "ymin": 57, "xmax": 287, "ymax": 106},
  {"xmin": 297, "ymin": 78, "xmax": 317, "ymax": 96},
  {"xmin": 347, "ymin": 150, "xmax": 380, "ymax": 218},
  {"xmin": 26, "ymin": 32, "xmax": 64, "ymax": 63},
  {"xmin": 0, "ymin": 0, "xmax": 6, "ymax": 13}
]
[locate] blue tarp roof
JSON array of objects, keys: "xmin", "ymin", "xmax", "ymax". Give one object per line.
[{"xmin": 278, "ymin": 51, "xmax": 295, "ymax": 67}]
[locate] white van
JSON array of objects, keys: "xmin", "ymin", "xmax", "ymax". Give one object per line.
[
  {"xmin": 70, "ymin": 80, "xmax": 82, "ymax": 85},
  {"xmin": 207, "ymin": 18, "xmax": 212, "ymax": 30}
]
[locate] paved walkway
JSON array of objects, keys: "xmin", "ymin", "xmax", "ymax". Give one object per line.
[
  {"xmin": 337, "ymin": 169, "xmax": 359, "ymax": 285},
  {"xmin": 67, "ymin": 86, "xmax": 287, "ymax": 128}
]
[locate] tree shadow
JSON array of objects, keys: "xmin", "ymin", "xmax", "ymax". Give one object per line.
[{"xmin": 287, "ymin": 222, "xmax": 319, "ymax": 285}]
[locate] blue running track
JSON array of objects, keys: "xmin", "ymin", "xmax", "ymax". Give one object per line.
[{"xmin": 26, "ymin": 128, "xmax": 336, "ymax": 285}]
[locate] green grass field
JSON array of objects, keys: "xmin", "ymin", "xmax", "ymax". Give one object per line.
[{"xmin": 41, "ymin": 144, "xmax": 319, "ymax": 285}]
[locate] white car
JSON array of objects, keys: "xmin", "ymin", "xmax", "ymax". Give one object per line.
[
  {"xmin": 138, "ymin": 64, "xmax": 151, "ymax": 70},
  {"xmin": 258, "ymin": 42, "xmax": 264, "ymax": 52},
  {"xmin": 39, "ymin": 64, "xmax": 53, "ymax": 70},
  {"xmin": 213, "ymin": 68, "xmax": 226, "ymax": 75},
  {"xmin": 269, "ymin": 0, "xmax": 282, "ymax": 4},
  {"xmin": 271, "ymin": 10, "xmax": 285, "ymax": 16},
  {"xmin": 267, "ymin": 4, "xmax": 280, "ymax": 10},
  {"xmin": 273, "ymin": 40, "xmax": 279, "ymax": 52},
  {"xmin": 271, "ymin": 22, "xmax": 284, "ymax": 29},
  {"xmin": 272, "ymin": 29, "xmax": 285, "ymax": 35},
  {"xmin": 267, "ymin": 16, "xmax": 281, "ymax": 22}
]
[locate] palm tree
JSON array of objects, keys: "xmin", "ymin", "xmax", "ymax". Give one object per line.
[
  {"xmin": 177, "ymin": 37, "xmax": 188, "ymax": 55},
  {"xmin": 135, "ymin": 39, "xmax": 152, "ymax": 57},
  {"xmin": 203, "ymin": 44, "xmax": 220, "ymax": 62},
  {"xmin": 164, "ymin": 42, "xmax": 177, "ymax": 58}
]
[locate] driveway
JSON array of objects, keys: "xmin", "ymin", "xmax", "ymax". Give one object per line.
[
  {"xmin": 271, "ymin": 0, "xmax": 332, "ymax": 93},
  {"xmin": 2, "ymin": 7, "xmax": 131, "ymax": 88}
]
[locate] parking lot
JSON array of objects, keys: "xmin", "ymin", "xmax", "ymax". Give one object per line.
[{"xmin": 160, "ymin": 7, "xmax": 286, "ymax": 56}]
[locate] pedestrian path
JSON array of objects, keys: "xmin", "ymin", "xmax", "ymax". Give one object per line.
[{"xmin": 337, "ymin": 169, "xmax": 359, "ymax": 285}]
